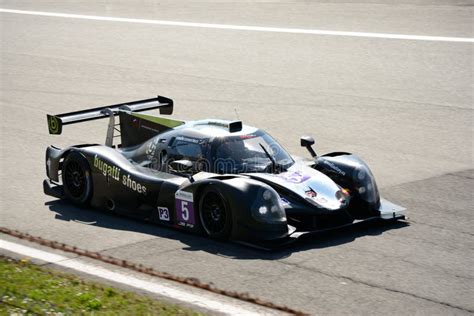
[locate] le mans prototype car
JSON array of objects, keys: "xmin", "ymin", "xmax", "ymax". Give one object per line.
[{"xmin": 44, "ymin": 96, "xmax": 406, "ymax": 248}]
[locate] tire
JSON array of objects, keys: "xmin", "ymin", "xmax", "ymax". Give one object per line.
[
  {"xmin": 61, "ymin": 151, "xmax": 93, "ymax": 206},
  {"xmin": 199, "ymin": 186, "xmax": 232, "ymax": 240}
]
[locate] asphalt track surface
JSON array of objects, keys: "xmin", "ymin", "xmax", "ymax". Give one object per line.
[{"xmin": 1, "ymin": 1, "xmax": 473, "ymax": 314}]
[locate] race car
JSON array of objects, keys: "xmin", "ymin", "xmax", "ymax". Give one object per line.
[{"xmin": 43, "ymin": 95, "xmax": 406, "ymax": 248}]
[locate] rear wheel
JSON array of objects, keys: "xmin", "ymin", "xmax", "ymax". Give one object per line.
[
  {"xmin": 61, "ymin": 152, "xmax": 92, "ymax": 205},
  {"xmin": 199, "ymin": 186, "xmax": 232, "ymax": 240}
]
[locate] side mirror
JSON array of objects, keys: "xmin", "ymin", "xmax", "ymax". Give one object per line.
[
  {"xmin": 169, "ymin": 160, "xmax": 195, "ymax": 182},
  {"xmin": 300, "ymin": 136, "xmax": 317, "ymax": 158},
  {"xmin": 300, "ymin": 136, "xmax": 315, "ymax": 147}
]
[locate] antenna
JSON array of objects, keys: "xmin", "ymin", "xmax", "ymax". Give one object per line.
[{"xmin": 234, "ymin": 108, "xmax": 240, "ymax": 120}]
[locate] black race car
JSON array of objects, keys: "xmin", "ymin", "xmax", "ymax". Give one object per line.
[{"xmin": 44, "ymin": 96, "xmax": 405, "ymax": 247}]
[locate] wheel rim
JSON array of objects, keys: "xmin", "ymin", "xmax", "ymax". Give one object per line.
[
  {"xmin": 64, "ymin": 161, "xmax": 86, "ymax": 198},
  {"xmin": 201, "ymin": 192, "xmax": 227, "ymax": 234}
]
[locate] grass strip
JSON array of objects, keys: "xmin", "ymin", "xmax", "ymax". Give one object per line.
[{"xmin": 0, "ymin": 256, "xmax": 205, "ymax": 315}]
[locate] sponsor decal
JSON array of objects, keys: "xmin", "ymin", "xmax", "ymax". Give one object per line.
[
  {"xmin": 206, "ymin": 121, "xmax": 228, "ymax": 128},
  {"xmin": 175, "ymin": 190, "xmax": 195, "ymax": 228},
  {"xmin": 146, "ymin": 138, "xmax": 160, "ymax": 158},
  {"xmin": 175, "ymin": 136, "xmax": 207, "ymax": 145},
  {"xmin": 157, "ymin": 207, "xmax": 170, "ymax": 221},
  {"xmin": 239, "ymin": 134, "xmax": 257, "ymax": 139},
  {"xmin": 140, "ymin": 120, "xmax": 161, "ymax": 133},
  {"xmin": 48, "ymin": 116, "xmax": 60, "ymax": 134},
  {"xmin": 323, "ymin": 160, "xmax": 346, "ymax": 176},
  {"xmin": 305, "ymin": 188, "xmax": 317, "ymax": 198},
  {"xmin": 279, "ymin": 197, "xmax": 290, "ymax": 207},
  {"xmin": 279, "ymin": 171, "xmax": 310, "ymax": 184},
  {"xmin": 94, "ymin": 155, "xmax": 147, "ymax": 195},
  {"xmin": 315, "ymin": 197, "xmax": 328, "ymax": 204},
  {"xmin": 94, "ymin": 155, "xmax": 121, "ymax": 181},
  {"xmin": 304, "ymin": 187, "xmax": 329, "ymax": 204},
  {"xmin": 131, "ymin": 118, "xmax": 140, "ymax": 127},
  {"xmin": 121, "ymin": 174, "xmax": 147, "ymax": 195},
  {"xmin": 304, "ymin": 190, "xmax": 329, "ymax": 204}
]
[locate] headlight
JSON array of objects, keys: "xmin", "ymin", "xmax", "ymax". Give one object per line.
[
  {"xmin": 263, "ymin": 190, "xmax": 272, "ymax": 201},
  {"xmin": 258, "ymin": 206, "xmax": 268, "ymax": 215},
  {"xmin": 251, "ymin": 188, "xmax": 287, "ymax": 223}
]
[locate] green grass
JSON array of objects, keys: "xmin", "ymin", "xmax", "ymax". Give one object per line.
[{"xmin": 0, "ymin": 256, "xmax": 204, "ymax": 315}]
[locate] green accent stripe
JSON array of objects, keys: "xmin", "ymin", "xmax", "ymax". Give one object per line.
[{"xmin": 131, "ymin": 113, "xmax": 185, "ymax": 128}]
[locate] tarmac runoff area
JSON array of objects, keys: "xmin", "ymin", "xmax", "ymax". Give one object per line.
[{"xmin": 0, "ymin": 1, "xmax": 473, "ymax": 314}]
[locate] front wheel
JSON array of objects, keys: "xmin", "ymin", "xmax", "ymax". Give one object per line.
[
  {"xmin": 199, "ymin": 186, "xmax": 232, "ymax": 240},
  {"xmin": 61, "ymin": 151, "xmax": 93, "ymax": 206}
]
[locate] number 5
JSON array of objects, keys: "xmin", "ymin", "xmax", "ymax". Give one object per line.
[{"xmin": 181, "ymin": 201, "xmax": 189, "ymax": 221}]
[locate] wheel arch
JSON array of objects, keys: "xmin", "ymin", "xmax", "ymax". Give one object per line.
[
  {"xmin": 183, "ymin": 176, "xmax": 290, "ymax": 241},
  {"xmin": 314, "ymin": 153, "xmax": 381, "ymax": 216},
  {"xmin": 46, "ymin": 145, "xmax": 92, "ymax": 182}
]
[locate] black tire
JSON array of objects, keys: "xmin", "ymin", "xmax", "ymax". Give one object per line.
[
  {"xmin": 199, "ymin": 186, "xmax": 232, "ymax": 240},
  {"xmin": 61, "ymin": 151, "xmax": 93, "ymax": 206}
]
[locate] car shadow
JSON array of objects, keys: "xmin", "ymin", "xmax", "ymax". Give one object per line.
[{"xmin": 46, "ymin": 200, "xmax": 409, "ymax": 260}]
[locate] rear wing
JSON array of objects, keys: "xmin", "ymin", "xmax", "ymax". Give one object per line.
[{"xmin": 46, "ymin": 96, "xmax": 173, "ymax": 135}]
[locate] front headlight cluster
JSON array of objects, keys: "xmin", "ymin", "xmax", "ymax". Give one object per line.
[
  {"xmin": 251, "ymin": 188, "xmax": 287, "ymax": 223},
  {"xmin": 352, "ymin": 164, "xmax": 379, "ymax": 204}
]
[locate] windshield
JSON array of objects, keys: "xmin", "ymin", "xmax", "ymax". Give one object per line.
[
  {"xmin": 211, "ymin": 130, "xmax": 294, "ymax": 174},
  {"xmin": 172, "ymin": 136, "xmax": 208, "ymax": 158}
]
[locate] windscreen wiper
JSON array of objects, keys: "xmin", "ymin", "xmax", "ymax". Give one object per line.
[{"xmin": 259, "ymin": 143, "xmax": 280, "ymax": 174}]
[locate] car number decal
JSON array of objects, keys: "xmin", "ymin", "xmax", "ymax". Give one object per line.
[
  {"xmin": 279, "ymin": 171, "xmax": 310, "ymax": 184},
  {"xmin": 157, "ymin": 207, "xmax": 170, "ymax": 221},
  {"xmin": 175, "ymin": 190, "xmax": 195, "ymax": 227}
]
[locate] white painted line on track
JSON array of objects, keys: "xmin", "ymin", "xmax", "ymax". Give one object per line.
[
  {"xmin": 0, "ymin": 239, "xmax": 266, "ymax": 316},
  {"xmin": 1, "ymin": 8, "xmax": 473, "ymax": 43}
]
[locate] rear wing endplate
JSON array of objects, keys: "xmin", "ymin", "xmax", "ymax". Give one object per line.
[{"xmin": 46, "ymin": 95, "xmax": 173, "ymax": 135}]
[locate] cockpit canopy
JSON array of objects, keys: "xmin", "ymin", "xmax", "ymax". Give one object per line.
[{"xmin": 165, "ymin": 129, "xmax": 294, "ymax": 174}]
